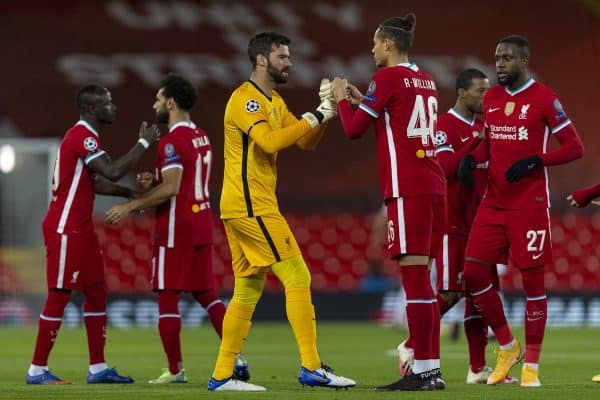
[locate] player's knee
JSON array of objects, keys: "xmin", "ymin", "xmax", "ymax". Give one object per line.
[
  {"xmin": 43, "ymin": 288, "xmax": 72, "ymax": 317},
  {"xmin": 272, "ymin": 255, "xmax": 311, "ymax": 289},
  {"xmin": 521, "ymin": 266, "xmax": 545, "ymax": 297},
  {"xmin": 232, "ymin": 272, "xmax": 266, "ymax": 306},
  {"xmin": 463, "ymin": 259, "xmax": 493, "ymax": 293},
  {"xmin": 158, "ymin": 290, "xmax": 180, "ymax": 314},
  {"xmin": 193, "ymin": 288, "xmax": 219, "ymax": 309},
  {"xmin": 83, "ymin": 282, "xmax": 107, "ymax": 312},
  {"xmin": 439, "ymin": 291, "xmax": 461, "ymax": 307}
]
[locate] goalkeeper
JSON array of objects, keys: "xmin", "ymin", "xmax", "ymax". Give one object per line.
[{"xmin": 207, "ymin": 31, "xmax": 355, "ymax": 391}]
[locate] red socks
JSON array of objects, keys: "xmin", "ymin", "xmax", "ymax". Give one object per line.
[
  {"xmin": 193, "ymin": 289, "xmax": 226, "ymax": 338},
  {"xmin": 31, "ymin": 289, "xmax": 71, "ymax": 366},
  {"xmin": 401, "ymin": 265, "xmax": 437, "ymax": 367},
  {"xmin": 464, "ymin": 297, "xmax": 488, "ymax": 372},
  {"xmin": 83, "ymin": 283, "xmax": 107, "ymax": 365},
  {"xmin": 522, "ymin": 267, "xmax": 547, "ymax": 363},
  {"xmin": 463, "ymin": 260, "xmax": 513, "ymax": 346},
  {"xmin": 158, "ymin": 290, "xmax": 183, "ymax": 374}
]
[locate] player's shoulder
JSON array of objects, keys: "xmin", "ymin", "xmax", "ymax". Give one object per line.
[
  {"xmin": 530, "ymin": 81, "xmax": 557, "ymax": 99},
  {"xmin": 228, "ymin": 81, "xmax": 268, "ymax": 114},
  {"xmin": 484, "ymin": 85, "xmax": 505, "ymax": 99}
]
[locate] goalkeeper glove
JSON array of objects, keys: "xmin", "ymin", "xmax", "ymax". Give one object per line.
[
  {"xmin": 457, "ymin": 155, "xmax": 476, "ymax": 186},
  {"xmin": 318, "ymin": 78, "xmax": 335, "ymax": 101},
  {"xmin": 302, "ymin": 99, "xmax": 337, "ymax": 128},
  {"xmin": 504, "ymin": 155, "xmax": 543, "ymax": 182}
]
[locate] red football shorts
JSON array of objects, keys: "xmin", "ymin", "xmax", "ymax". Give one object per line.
[
  {"xmin": 43, "ymin": 228, "xmax": 104, "ymax": 290},
  {"xmin": 152, "ymin": 244, "xmax": 216, "ymax": 291},
  {"xmin": 385, "ymin": 195, "xmax": 446, "ymax": 259},
  {"xmin": 466, "ymin": 206, "xmax": 552, "ymax": 268},
  {"xmin": 435, "ymin": 233, "xmax": 467, "ymax": 292}
]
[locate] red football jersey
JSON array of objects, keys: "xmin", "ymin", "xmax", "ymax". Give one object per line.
[
  {"xmin": 154, "ymin": 121, "xmax": 214, "ymax": 247},
  {"xmin": 358, "ymin": 63, "xmax": 445, "ymax": 199},
  {"xmin": 434, "ymin": 109, "xmax": 485, "ymax": 233},
  {"xmin": 481, "ymin": 79, "xmax": 572, "ymax": 209},
  {"xmin": 43, "ymin": 120, "xmax": 106, "ymax": 234}
]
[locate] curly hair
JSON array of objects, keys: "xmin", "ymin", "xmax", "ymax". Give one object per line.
[{"xmin": 160, "ymin": 73, "xmax": 198, "ymax": 111}]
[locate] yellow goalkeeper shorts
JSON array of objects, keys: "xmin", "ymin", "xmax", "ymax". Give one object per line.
[{"xmin": 223, "ymin": 213, "xmax": 301, "ymax": 276}]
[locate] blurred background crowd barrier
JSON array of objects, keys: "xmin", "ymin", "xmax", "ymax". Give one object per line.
[{"xmin": 0, "ymin": 0, "xmax": 598, "ymax": 327}]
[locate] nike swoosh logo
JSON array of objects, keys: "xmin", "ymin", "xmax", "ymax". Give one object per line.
[
  {"xmin": 488, "ymin": 107, "xmax": 500, "ymax": 113},
  {"xmin": 460, "ymin": 137, "xmax": 469, "ymax": 142},
  {"xmin": 532, "ymin": 252, "xmax": 544, "ymax": 260},
  {"xmin": 527, "ymin": 317, "xmax": 544, "ymax": 322}
]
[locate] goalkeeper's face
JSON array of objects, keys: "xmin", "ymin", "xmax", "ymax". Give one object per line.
[{"xmin": 267, "ymin": 44, "xmax": 292, "ymax": 84}]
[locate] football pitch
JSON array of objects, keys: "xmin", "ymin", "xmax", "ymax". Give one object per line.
[{"xmin": 1, "ymin": 322, "xmax": 598, "ymax": 399}]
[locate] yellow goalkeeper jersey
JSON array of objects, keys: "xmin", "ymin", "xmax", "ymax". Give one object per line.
[{"xmin": 220, "ymin": 80, "xmax": 314, "ymax": 219}]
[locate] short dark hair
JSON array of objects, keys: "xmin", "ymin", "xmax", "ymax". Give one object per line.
[
  {"xmin": 456, "ymin": 68, "xmax": 487, "ymax": 95},
  {"xmin": 160, "ymin": 73, "xmax": 197, "ymax": 111},
  {"xmin": 75, "ymin": 84, "xmax": 106, "ymax": 113},
  {"xmin": 376, "ymin": 13, "xmax": 417, "ymax": 53},
  {"xmin": 498, "ymin": 34, "xmax": 530, "ymax": 58},
  {"xmin": 248, "ymin": 32, "xmax": 291, "ymax": 69}
]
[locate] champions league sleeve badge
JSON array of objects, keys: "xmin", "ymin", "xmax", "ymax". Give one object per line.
[
  {"xmin": 245, "ymin": 99, "xmax": 260, "ymax": 113},
  {"xmin": 83, "ymin": 136, "xmax": 98, "ymax": 152}
]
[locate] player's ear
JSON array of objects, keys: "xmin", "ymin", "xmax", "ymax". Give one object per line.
[{"xmin": 257, "ymin": 54, "xmax": 267, "ymax": 68}]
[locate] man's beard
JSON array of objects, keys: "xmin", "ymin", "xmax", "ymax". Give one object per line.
[
  {"xmin": 268, "ymin": 63, "xmax": 289, "ymax": 84},
  {"xmin": 157, "ymin": 110, "xmax": 169, "ymax": 124}
]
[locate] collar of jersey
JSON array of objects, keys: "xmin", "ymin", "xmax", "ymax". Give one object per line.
[
  {"xmin": 396, "ymin": 62, "xmax": 419, "ymax": 71},
  {"xmin": 169, "ymin": 121, "xmax": 196, "ymax": 133},
  {"xmin": 448, "ymin": 108, "xmax": 475, "ymax": 126},
  {"xmin": 248, "ymin": 80, "xmax": 272, "ymax": 102},
  {"xmin": 76, "ymin": 120, "xmax": 99, "ymax": 137},
  {"xmin": 504, "ymin": 77, "xmax": 535, "ymax": 96}
]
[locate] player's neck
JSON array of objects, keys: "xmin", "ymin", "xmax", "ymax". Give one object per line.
[
  {"xmin": 168, "ymin": 111, "xmax": 191, "ymax": 129},
  {"xmin": 81, "ymin": 117, "xmax": 102, "ymax": 135},
  {"xmin": 453, "ymin": 102, "xmax": 474, "ymax": 120},
  {"xmin": 249, "ymin": 72, "xmax": 275, "ymax": 97},
  {"xmin": 386, "ymin": 53, "xmax": 408, "ymax": 67},
  {"xmin": 507, "ymin": 73, "xmax": 530, "ymax": 91}
]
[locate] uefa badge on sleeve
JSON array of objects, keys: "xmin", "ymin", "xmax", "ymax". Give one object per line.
[
  {"xmin": 245, "ymin": 99, "xmax": 260, "ymax": 113},
  {"xmin": 83, "ymin": 137, "xmax": 98, "ymax": 151}
]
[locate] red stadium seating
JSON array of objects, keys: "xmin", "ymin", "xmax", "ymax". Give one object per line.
[{"xmin": 94, "ymin": 212, "xmax": 600, "ymax": 293}]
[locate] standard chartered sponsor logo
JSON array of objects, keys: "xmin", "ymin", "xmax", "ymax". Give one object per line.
[{"xmin": 489, "ymin": 125, "xmax": 528, "ymax": 141}]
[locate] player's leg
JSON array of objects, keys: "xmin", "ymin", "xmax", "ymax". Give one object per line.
[
  {"xmin": 27, "ymin": 288, "xmax": 71, "ymax": 384},
  {"xmin": 190, "ymin": 245, "xmax": 226, "ymax": 338},
  {"xmin": 463, "ymin": 207, "xmax": 521, "ymax": 385},
  {"xmin": 376, "ymin": 196, "xmax": 439, "ymax": 391},
  {"xmin": 463, "ymin": 295, "xmax": 490, "ymax": 383},
  {"xmin": 507, "ymin": 208, "xmax": 552, "ymax": 388},
  {"xmin": 209, "ymin": 218, "xmax": 266, "ymax": 391},
  {"xmin": 27, "ymin": 229, "xmax": 75, "ymax": 384}
]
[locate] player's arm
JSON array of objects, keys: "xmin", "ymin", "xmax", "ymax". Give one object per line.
[
  {"xmin": 87, "ymin": 122, "xmax": 159, "ymax": 181},
  {"xmin": 436, "ymin": 140, "xmax": 480, "ymax": 178},
  {"xmin": 94, "ymin": 176, "xmax": 139, "ymax": 198},
  {"xmin": 505, "ymin": 96, "xmax": 584, "ymax": 182},
  {"xmin": 569, "ymin": 182, "xmax": 600, "ymax": 208},
  {"xmin": 105, "ymin": 167, "xmax": 181, "ymax": 224},
  {"xmin": 331, "ymin": 75, "xmax": 389, "ymax": 139},
  {"xmin": 458, "ymin": 137, "xmax": 489, "ymax": 186},
  {"xmin": 280, "ymin": 105, "xmax": 329, "ymax": 151}
]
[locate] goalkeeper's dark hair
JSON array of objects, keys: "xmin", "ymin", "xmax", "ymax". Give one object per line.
[
  {"xmin": 75, "ymin": 84, "xmax": 107, "ymax": 114},
  {"xmin": 160, "ymin": 73, "xmax": 197, "ymax": 111},
  {"xmin": 456, "ymin": 68, "xmax": 487, "ymax": 96},
  {"xmin": 248, "ymin": 32, "xmax": 291, "ymax": 69},
  {"xmin": 376, "ymin": 13, "xmax": 416, "ymax": 53},
  {"xmin": 498, "ymin": 34, "xmax": 530, "ymax": 58}
]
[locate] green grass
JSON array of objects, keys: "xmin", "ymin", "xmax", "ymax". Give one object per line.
[{"xmin": 1, "ymin": 322, "xmax": 599, "ymax": 399}]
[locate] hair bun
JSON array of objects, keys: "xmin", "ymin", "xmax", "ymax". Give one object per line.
[{"xmin": 402, "ymin": 13, "xmax": 416, "ymax": 32}]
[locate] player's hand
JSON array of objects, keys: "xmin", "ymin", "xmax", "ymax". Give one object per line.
[
  {"xmin": 318, "ymin": 78, "xmax": 334, "ymax": 102},
  {"xmin": 331, "ymin": 77, "xmax": 348, "ymax": 102},
  {"xmin": 504, "ymin": 155, "xmax": 543, "ymax": 182},
  {"xmin": 345, "ymin": 83, "xmax": 364, "ymax": 106},
  {"xmin": 105, "ymin": 203, "xmax": 134, "ymax": 225},
  {"xmin": 568, "ymin": 188, "xmax": 596, "ymax": 208},
  {"xmin": 316, "ymin": 99, "xmax": 337, "ymax": 122},
  {"xmin": 457, "ymin": 155, "xmax": 476, "ymax": 186},
  {"xmin": 137, "ymin": 171, "xmax": 156, "ymax": 191},
  {"xmin": 139, "ymin": 121, "xmax": 161, "ymax": 145}
]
